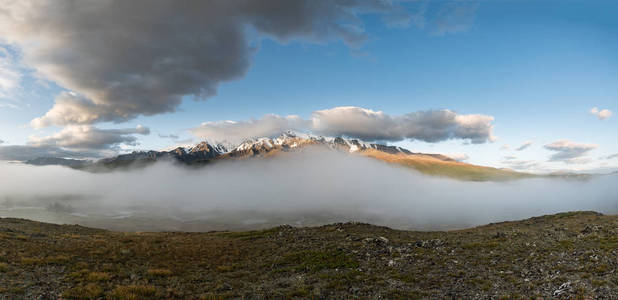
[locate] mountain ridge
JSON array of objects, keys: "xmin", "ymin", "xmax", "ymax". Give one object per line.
[
  {"xmin": 98, "ymin": 132, "xmax": 458, "ymax": 165},
  {"xmin": 26, "ymin": 132, "xmax": 529, "ymax": 181}
]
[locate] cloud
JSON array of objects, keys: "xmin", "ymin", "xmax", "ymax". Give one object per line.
[
  {"xmin": 544, "ymin": 140, "xmax": 597, "ymax": 162},
  {"xmin": 500, "ymin": 156, "xmax": 539, "ymax": 171},
  {"xmin": 29, "ymin": 125, "xmax": 150, "ymax": 150},
  {"xmin": 590, "ymin": 107, "xmax": 612, "ymax": 120},
  {"xmin": 515, "ymin": 141, "xmax": 532, "ymax": 151},
  {"xmin": 158, "ymin": 133, "xmax": 179, "ymax": 140},
  {"xmin": 0, "ymin": 125, "xmax": 149, "ymax": 160},
  {"xmin": 445, "ymin": 153, "xmax": 469, "ymax": 162},
  {"xmin": 30, "ymin": 92, "xmax": 105, "ymax": 128},
  {"xmin": 504, "ymin": 160, "xmax": 539, "ymax": 171},
  {"xmin": 602, "ymin": 154, "xmax": 618, "ymax": 160},
  {"xmin": 433, "ymin": 1, "xmax": 478, "ymax": 35},
  {"xmin": 1, "ymin": 152, "xmax": 617, "ymax": 231},
  {"xmin": 0, "ymin": 45, "xmax": 21, "ymax": 96},
  {"xmin": 0, "ymin": 144, "xmax": 106, "ymax": 161},
  {"xmin": 310, "ymin": 106, "xmax": 496, "ymax": 143},
  {"xmin": 500, "ymin": 144, "xmax": 510, "ymax": 150},
  {"xmin": 0, "ymin": 139, "xmax": 3, "ymax": 144},
  {"xmin": 191, "ymin": 114, "xmax": 308, "ymax": 144},
  {"xmin": 191, "ymin": 106, "xmax": 496, "ymax": 144},
  {"xmin": 0, "ymin": 102, "xmax": 18, "ymax": 109},
  {"xmin": 563, "ymin": 157, "xmax": 592, "ymax": 165},
  {"xmin": 0, "ymin": 0, "xmax": 416, "ymax": 127}
]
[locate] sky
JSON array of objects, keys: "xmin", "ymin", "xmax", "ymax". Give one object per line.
[{"xmin": 0, "ymin": 0, "xmax": 616, "ymax": 174}]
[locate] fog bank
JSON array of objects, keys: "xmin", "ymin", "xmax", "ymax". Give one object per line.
[{"xmin": 1, "ymin": 150, "xmax": 617, "ymax": 231}]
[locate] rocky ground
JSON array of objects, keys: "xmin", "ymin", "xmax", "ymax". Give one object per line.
[{"xmin": 1, "ymin": 211, "xmax": 617, "ymax": 299}]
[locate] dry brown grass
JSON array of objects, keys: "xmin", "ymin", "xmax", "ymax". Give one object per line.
[
  {"xmin": 61, "ymin": 284, "xmax": 103, "ymax": 299},
  {"xmin": 359, "ymin": 149, "xmax": 530, "ymax": 181},
  {"xmin": 108, "ymin": 285, "xmax": 157, "ymax": 300},
  {"xmin": 1, "ymin": 212, "xmax": 617, "ymax": 299},
  {"xmin": 146, "ymin": 268, "xmax": 172, "ymax": 277},
  {"xmin": 86, "ymin": 272, "xmax": 111, "ymax": 282}
]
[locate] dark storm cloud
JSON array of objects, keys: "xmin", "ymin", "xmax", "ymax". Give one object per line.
[{"xmin": 0, "ymin": 0, "xmax": 412, "ymax": 127}]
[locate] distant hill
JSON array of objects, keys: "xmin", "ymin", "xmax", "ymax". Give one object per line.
[
  {"xmin": 359, "ymin": 148, "xmax": 530, "ymax": 181},
  {"xmin": 29, "ymin": 132, "xmax": 531, "ymax": 181},
  {"xmin": 25, "ymin": 157, "xmax": 92, "ymax": 167}
]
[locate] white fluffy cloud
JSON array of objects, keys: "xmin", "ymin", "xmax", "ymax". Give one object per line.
[
  {"xmin": 590, "ymin": 107, "xmax": 612, "ymax": 120},
  {"xmin": 191, "ymin": 106, "xmax": 496, "ymax": 144},
  {"xmin": 515, "ymin": 141, "xmax": 532, "ymax": 151},
  {"xmin": 544, "ymin": 140, "xmax": 597, "ymax": 163},
  {"xmin": 311, "ymin": 106, "xmax": 495, "ymax": 143},
  {"xmin": 191, "ymin": 114, "xmax": 307, "ymax": 144},
  {"xmin": 29, "ymin": 125, "xmax": 150, "ymax": 150}
]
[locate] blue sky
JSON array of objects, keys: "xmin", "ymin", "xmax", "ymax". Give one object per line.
[{"xmin": 0, "ymin": 1, "xmax": 616, "ymax": 173}]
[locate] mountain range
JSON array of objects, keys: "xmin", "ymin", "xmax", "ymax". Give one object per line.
[{"xmin": 25, "ymin": 132, "xmax": 529, "ymax": 181}]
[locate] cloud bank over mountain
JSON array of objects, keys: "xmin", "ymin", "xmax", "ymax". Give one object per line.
[
  {"xmin": 0, "ymin": 125, "xmax": 149, "ymax": 160},
  {"xmin": 192, "ymin": 106, "xmax": 496, "ymax": 145},
  {"xmin": 29, "ymin": 125, "xmax": 150, "ymax": 150},
  {"xmin": 0, "ymin": 151, "xmax": 616, "ymax": 231},
  {"xmin": 0, "ymin": 145, "xmax": 107, "ymax": 161},
  {"xmin": 191, "ymin": 114, "xmax": 307, "ymax": 145}
]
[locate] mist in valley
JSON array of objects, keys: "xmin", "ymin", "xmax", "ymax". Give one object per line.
[{"xmin": 1, "ymin": 149, "xmax": 617, "ymax": 231}]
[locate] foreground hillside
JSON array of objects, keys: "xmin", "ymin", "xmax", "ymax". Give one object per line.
[{"xmin": 1, "ymin": 212, "xmax": 617, "ymax": 299}]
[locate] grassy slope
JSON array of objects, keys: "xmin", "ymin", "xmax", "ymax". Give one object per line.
[
  {"xmin": 359, "ymin": 149, "xmax": 533, "ymax": 181},
  {"xmin": 1, "ymin": 211, "xmax": 617, "ymax": 299}
]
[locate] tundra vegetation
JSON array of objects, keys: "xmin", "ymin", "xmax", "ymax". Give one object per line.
[{"xmin": 1, "ymin": 211, "xmax": 617, "ymax": 299}]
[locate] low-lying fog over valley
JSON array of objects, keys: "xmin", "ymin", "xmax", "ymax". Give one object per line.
[{"xmin": 2, "ymin": 149, "xmax": 616, "ymax": 232}]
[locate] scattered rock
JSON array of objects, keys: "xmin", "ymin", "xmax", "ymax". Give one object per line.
[{"xmin": 553, "ymin": 281, "xmax": 571, "ymax": 296}]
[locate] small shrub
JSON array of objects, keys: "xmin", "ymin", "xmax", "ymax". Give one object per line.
[
  {"xmin": 216, "ymin": 265, "xmax": 234, "ymax": 272},
  {"xmin": 20, "ymin": 257, "xmax": 44, "ymax": 266},
  {"xmin": 147, "ymin": 268, "xmax": 172, "ymax": 277},
  {"xmin": 45, "ymin": 255, "xmax": 70, "ymax": 265},
  {"xmin": 0, "ymin": 262, "xmax": 8, "ymax": 272},
  {"xmin": 108, "ymin": 285, "xmax": 157, "ymax": 300},
  {"xmin": 62, "ymin": 284, "xmax": 103, "ymax": 299},
  {"xmin": 87, "ymin": 272, "xmax": 111, "ymax": 282},
  {"xmin": 277, "ymin": 249, "xmax": 359, "ymax": 272}
]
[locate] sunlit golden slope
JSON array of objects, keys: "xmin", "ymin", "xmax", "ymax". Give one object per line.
[{"xmin": 359, "ymin": 149, "xmax": 532, "ymax": 181}]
